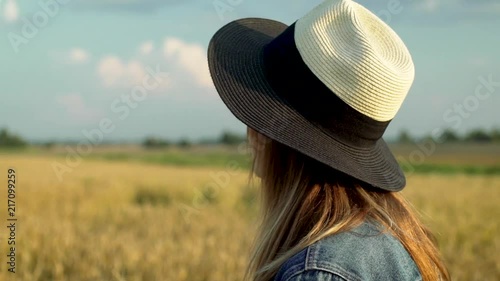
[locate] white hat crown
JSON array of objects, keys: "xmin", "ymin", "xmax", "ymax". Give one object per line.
[{"xmin": 295, "ymin": 0, "xmax": 415, "ymax": 122}]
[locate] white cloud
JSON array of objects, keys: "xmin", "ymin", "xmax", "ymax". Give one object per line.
[
  {"xmin": 68, "ymin": 48, "xmax": 91, "ymax": 64},
  {"xmin": 97, "ymin": 56, "xmax": 146, "ymax": 88},
  {"xmin": 139, "ymin": 41, "xmax": 154, "ymax": 55},
  {"xmin": 56, "ymin": 93, "xmax": 101, "ymax": 122},
  {"xmin": 3, "ymin": 0, "xmax": 19, "ymax": 23},
  {"xmin": 163, "ymin": 37, "xmax": 213, "ymax": 88}
]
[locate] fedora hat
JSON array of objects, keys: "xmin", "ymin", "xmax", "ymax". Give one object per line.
[{"xmin": 207, "ymin": 0, "xmax": 415, "ymax": 191}]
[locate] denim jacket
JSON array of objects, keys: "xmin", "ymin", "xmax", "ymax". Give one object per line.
[{"xmin": 274, "ymin": 222, "xmax": 422, "ymax": 281}]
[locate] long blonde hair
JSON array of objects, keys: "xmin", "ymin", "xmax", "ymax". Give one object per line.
[{"xmin": 245, "ymin": 129, "xmax": 450, "ymax": 281}]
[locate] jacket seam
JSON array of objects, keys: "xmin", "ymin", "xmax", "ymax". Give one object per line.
[
  {"xmin": 285, "ymin": 265, "xmax": 356, "ymax": 281},
  {"xmin": 306, "ymin": 244, "xmax": 362, "ymax": 281},
  {"xmin": 309, "ymin": 262, "xmax": 362, "ymax": 281}
]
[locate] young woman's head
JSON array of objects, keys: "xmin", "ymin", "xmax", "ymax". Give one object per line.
[
  {"xmin": 208, "ymin": 0, "xmax": 450, "ymax": 280},
  {"xmin": 246, "ymin": 128, "xmax": 450, "ymax": 281}
]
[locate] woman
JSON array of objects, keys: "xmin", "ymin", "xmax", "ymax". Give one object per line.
[{"xmin": 207, "ymin": 0, "xmax": 450, "ymax": 280}]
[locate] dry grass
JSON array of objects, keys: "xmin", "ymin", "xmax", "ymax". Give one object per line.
[{"xmin": 0, "ymin": 155, "xmax": 498, "ymax": 281}]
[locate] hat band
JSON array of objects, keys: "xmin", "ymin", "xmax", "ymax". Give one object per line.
[{"xmin": 262, "ymin": 22, "xmax": 390, "ymax": 147}]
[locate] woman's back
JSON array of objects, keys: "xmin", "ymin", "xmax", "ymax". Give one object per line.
[{"xmin": 275, "ymin": 222, "xmax": 421, "ymax": 281}]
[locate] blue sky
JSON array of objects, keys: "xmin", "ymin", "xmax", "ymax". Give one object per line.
[{"xmin": 0, "ymin": 0, "xmax": 499, "ymax": 142}]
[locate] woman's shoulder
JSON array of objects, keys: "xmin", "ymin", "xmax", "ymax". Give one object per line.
[{"xmin": 274, "ymin": 222, "xmax": 422, "ymax": 281}]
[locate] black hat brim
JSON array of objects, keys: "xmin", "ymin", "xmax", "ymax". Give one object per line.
[{"xmin": 207, "ymin": 18, "xmax": 405, "ymax": 191}]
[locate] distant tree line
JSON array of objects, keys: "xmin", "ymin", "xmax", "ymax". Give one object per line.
[
  {"xmin": 0, "ymin": 128, "xmax": 249, "ymax": 149},
  {"xmin": 2, "ymin": 127, "xmax": 500, "ymax": 149},
  {"xmin": 397, "ymin": 128, "xmax": 500, "ymax": 144},
  {"xmin": 0, "ymin": 128, "xmax": 27, "ymax": 148},
  {"xmin": 142, "ymin": 131, "xmax": 246, "ymax": 148}
]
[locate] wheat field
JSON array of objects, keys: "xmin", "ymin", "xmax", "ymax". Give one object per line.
[{"xmin": 0, "ymin": 154, "xmax": 498, "ymax": 281}]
